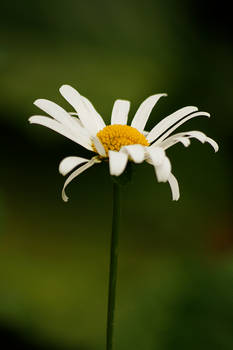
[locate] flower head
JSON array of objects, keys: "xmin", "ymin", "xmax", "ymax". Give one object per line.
[{"xmin": 29, "ymin": 85, "xmax": 218, "ymax": 202}]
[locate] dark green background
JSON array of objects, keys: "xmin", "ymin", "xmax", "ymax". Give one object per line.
[{"xmin": 1, "ymin": 1, "xmax": 232, "ymax": 349}]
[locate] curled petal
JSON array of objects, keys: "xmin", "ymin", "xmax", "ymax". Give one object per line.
[
  {"xmin": 159, "ymin": 135, "xmax": 191, "ymax": 149},
  {"xmin": 206, "ymin": 137, "xmax": 219, "ymax": 152},
  {"xmin": 62, "ymin": 157, "xmax": 100, "ymax": 202},
  {"xmin": 168, "ymin": 173, "xmax": 180, "ymax": 201},
  {"xmin": 160, "ymin": 130, "xmax": 218, "ymax": 152},
  {"xmin": 59, "ymin": 156, "xmax": 89, "ymax": 176},
  {"xmin": 175, "ymin": 137, "xmax": 191, "ymax": 147}
]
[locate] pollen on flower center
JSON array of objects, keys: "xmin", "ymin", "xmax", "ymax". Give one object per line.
[{"xmin": 93, "ymin": 124, "xmax": 149, "ymax": 155}]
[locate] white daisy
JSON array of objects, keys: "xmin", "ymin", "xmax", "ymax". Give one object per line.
[{"xmin": 29, "ymin": 84, "xmax": 218, "ymax": 202}]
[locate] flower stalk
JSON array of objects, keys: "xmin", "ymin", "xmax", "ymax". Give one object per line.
[{"xmin": 106, "ymin": 182, "xmax": 121, "ymax": 350}]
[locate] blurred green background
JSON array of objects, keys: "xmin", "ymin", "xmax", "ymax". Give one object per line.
[{"xmin": 1, "ymin": 0, "xmax": 232, "ymax": 349}]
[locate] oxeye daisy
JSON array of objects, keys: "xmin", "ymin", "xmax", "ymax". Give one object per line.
[
  {"xmin": 29, "ymin": 84, "xmax": 219, "ymax": 350},
  {"xmin": 29, "ymin": 84, "xmax": 218, "ymax": 202}
]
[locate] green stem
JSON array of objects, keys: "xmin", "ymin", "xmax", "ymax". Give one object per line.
[{"xmin": 106, "ymin": 182, "xmax": 121, "ymax": 350}]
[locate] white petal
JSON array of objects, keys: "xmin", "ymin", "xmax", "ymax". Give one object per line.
[
  {"xmin": 109, "ymin": 151, "xmax": 128, "ymax": 176},
  {"xmin": 159, "ymin": 135, "xmax": 191, "ymax": 149},
  {"xmin": 62, "ymin": 157, "xmax": 100, "ymax": 202},
  {"xmin": 34, "ymin": 99, "xmax": 82, "ymax": 137},
  {"xmin": 147, "ymin": 149, "xmax": 171, "ymax": 182},
  {"xmin": 146, "ymin": 106, "xmax": 199, "ymax": 143},
  {"xmin": 160, "ymin": 130, "xmax": 218, "ymax": 152},
  {"xmin": 175, "ymin": 137, "xmax": 191, "ymax": 147},
  {"xmin": 155, "ymin": 157, "xmax": 172, "ymax": 182},
  {"xmin": 81, "ymin": 95, "xmax": 106, "ymax": 129},
  {"xmin": 168, "ymin": 173, "xmax": 180, "ymax": 201},
  {"xmin": 121, "ymin": 145, "xmax": 145, "ymax": 163},
  {"xmin": 29, "ymin": 115, "xmax": 93, "ymax": 150},
  {"xmin": 146, "ymin": 147, "xmax": 166, "ymax": 166},
  {"xmin": 69, "ymin": 113, "xmax": 84, "ymax": 127},
  {"xmin": 92, "ymin": 136, "xmax": 106, "ymax": 157},
  {"xmin": 111, "ymin": 100, "xmax": 130, "ymax": 125},
  {"xmin": 59, "ymin": 85, "xmax": 103, "ymax": 135},
  {"xmin": 59, "ymin": 156, "xmax": 90, "ymax": 176},
  {"xmin": 185, "ymin": 131, "xmax": 218, "ymax": 152},
  {"xmin": 206, "ymin": 137, "xmax": 219, "ymax": 152},
  {"xmin": 151, "ymin": 111, "xmax": 210, "ymax": 145},
  {"xmin": 185, "ymin": 131, "xmax": 206, "ymax": 143},
  {"xmin": 131, "ymin": 94, "xmax": 167, "ymax": 132}
]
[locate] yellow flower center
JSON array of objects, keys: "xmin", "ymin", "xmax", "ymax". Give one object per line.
[{"xmin": 93, "ymin": 124, "xmax": 149, "ymax": 156}]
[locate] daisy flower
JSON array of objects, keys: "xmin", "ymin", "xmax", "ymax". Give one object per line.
[{"xmin": 29, "ymin": 85, "xmax": 218, "ymax": 202}]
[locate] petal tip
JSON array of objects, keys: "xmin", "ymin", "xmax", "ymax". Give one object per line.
[
  {"xmin": 212, "ymin": 140, "xmax": 219, "ymax": 152},
  {"xmin": 206, "ymin": 137, "xmax": 219, "ymax": 152},
  {"xmin": 59, "ymin": 84, "xmax": 69, "ymax": 90},
  {"xmin": 59, "ymin": 84, "xmax": 74, "ymax": 94},
  {"xmin": 33, "ymin": 99, "xmax": 41, "ymax": 106},
  {"xmin": 62, "ymin": 191, "xmax": 69, "ymax": 202},
  {"xmin": 200, "ymin": 112, "xmax": 210, "ymax": 118},
  {"xmin": 59, "ymin": 167, "xmax": 65, "ymax": 176}
]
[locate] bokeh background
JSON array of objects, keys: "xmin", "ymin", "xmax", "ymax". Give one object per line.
[{"xmin": 1, "ymin": 1, "xmax": 233, "ymax": 349}]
